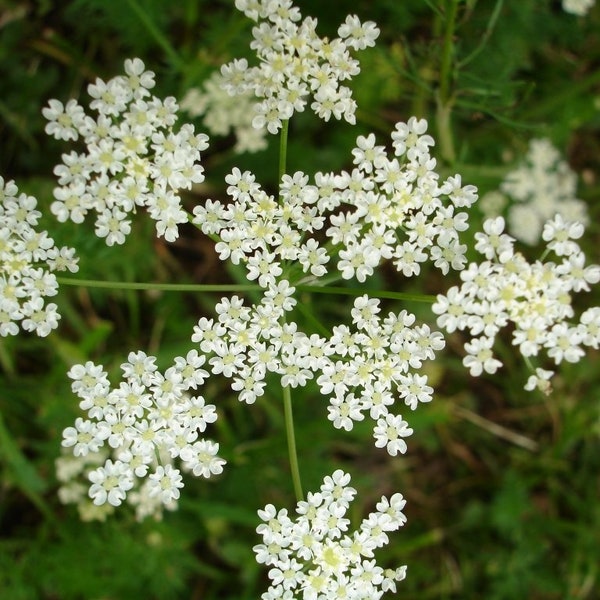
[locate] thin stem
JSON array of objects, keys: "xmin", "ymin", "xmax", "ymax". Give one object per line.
[
  {"xmin": 283, "ymin": 384, "xmax": 304, "ymax": 502},
  {"xmin": 453, "ymin": 405, "xmax": 539, "ymax": 452},
  {"xmin": 279, "ymin": 119, "xmax": 289, "ymax": 184},
  {"xmin": 56, "ymin": 277, "xmax": 438, "ymax": 303},
  {"xmin": 296, "ymin": 284, "xmax": 436, "ymax": 304},
  {"xmin": 125, "ymin": 0, "xmax": 184, "ymax": 69},
  {"xmin": 439, "ymin": 0, "xmax": 459, "ymax": 106},
  {"xmin": 437, "ymin": 0, "xmax": 460, "ymax": 164},
  {"xmin": 56, "ymin": 277, "xmax": 261, "ymax": 293},
  {"xmin": 458, "ymin": 0, "xmax": 504, "ymax": 69},
  {"xmin": 277, "ymin": 117, "xmax": 303, "ymax": 501},
  {"xmin": 436, "ymin": 97, "xmax": 455, "ymax": 164}
]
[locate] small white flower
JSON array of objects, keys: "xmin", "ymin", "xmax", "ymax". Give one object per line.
[
  {"xmin": 562, "ymin": 0, "xmax": 595, "ymax": 16},
  {"xmin": 254, "ymin": 470, "xmax": 407, "ymax": 598},
  {"xmin": 1, "ymin": 178, "xmax": 79, "ymax": 337},
  {"xmin": 463, "ymin": 336, "xmax": 502, "ymax": 376},
  {"xmin": 147, "ymin": 464, "xmax": 184, "ymax": 503},
  {"xmin": 88, "ymin": 459, "xmax": 134, "ymax": 506},
  {"xmin": 45, "ymin": 59, "xmax": 210, "ymax": 245},
  {"xmin": 373, "ymin": 414, "xmax": 413, "ymax": 456}
]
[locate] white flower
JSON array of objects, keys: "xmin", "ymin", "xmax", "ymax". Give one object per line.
[
  {"xmin": 62, "ymin": 352, "xmax": 223, "ymax": 514},
  {"xmin": 391, "ymin": 116, "xmax": 434, "ymax": 159},
  {"xmin": 500, "ymin": 138, "xmax": 588, "ymax": 244},
  {"xmin": 147, "ymin": 464, "xmax": 184, "ymax": 503},
  {"xmin": 373, "ymin": 414, "xmax": 413, "ymax": 456},
  {"xmin": 435, "ymin": 216, "xmax": 599, "ymax": 390},
  {"xmin": 474, "ymin": 217, "xmax": 515, "ymax": 262},
  {"xmin": 463, "ymin": 336, "xmax": 502, "ymax": 376},
  {"xmin": 221, "ymin": 2, "xmax": 379, "ymax": 131},
  {"xmin": 180, "ymin": 440, "xmax": 226, "ymax": 478},
  {"xmin": 254, "ymin": 470, "xmax": 407, "ymax": 598},
  {"xmin": 328, "ymin": 394, "xmax": 365, "ymax": 431},
  {"xmin": 88, "ymin": 459, "xmax": 134, "ymax": 506},
  {"xmin": 42, "ymin": 98, "xmax": 85, "ymax": 141},
  {"xmin": 562, "ymin": 0, "xmax": 595, "ymax": 16},
  {"xmin": 545, "ymin": 322, "xmax": 584, "ymax": 364},
  {"xmin": 45, "ymin": 59, "xmax": 210, "ymax": 244},
  {"xmin": 181, "ymin": 71, "xmax": 268, "ymax": 153},
  {"xmin": 62, "ymin": 417, "xmax": 109, "ymax": 457},
  {"xmin": 1, "ymin": 177, "xmax": 78, "ymax": 337},
  {"xmin": 542, "ymin": 214, "xmax": 584, "ymax": 256},
  {"xmin": 524, "ymin": 368, "xmax": 554, "ymax": 395}
]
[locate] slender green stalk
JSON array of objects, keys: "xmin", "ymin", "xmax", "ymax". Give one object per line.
[
  {"xmin": 296, "ymin": 284, "xmax": 436, "ymax": 304},
  {"xmin": 125, "ymin": 0, "xmax": 183, "ymax": 69},
  {"xmin": 56, "ymin": 277, "xmax": 437, "ymax": 303},
  {"xmin": 439, "ymin": 0, "xmax": 459, "ymax": 105},
  {"xmin": 279, "ymin": 119, "xmax": 289, "ymax": 184},
  {"xmin": 283, "ymin": 384, "xmax": 304, "ymax": 502},
  {"xmin": 56, "ymin": 277, "xmax": 261, "ymax": 293},
  {"xmin": 277, "ymin": 117, "xmax": 304, "ymax": 501},
  {"xmin": 436, "ymin": 98, "xmax": 455, "ymax": 164},
  {"xmin": 458, "ymin": 0, "xmax": 504, "ymax": 69},
  {"xmin": 436, "ymin": 0, "xmax": 460, "ymax": 164}
]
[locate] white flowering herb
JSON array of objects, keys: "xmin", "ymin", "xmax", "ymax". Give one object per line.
[
  {"xmin": 193, "ymin": 116, "xmax": 476, "ymax": 292},
  {"xmin": 180, "ymin": 71, "xmax": 268, "ymax": 153},
  {"xmin": 44, "ymin": 58, "xmax": 210, "ymax": 245},
  {"xmin": 2, "ymin": 0, "xmax": 598, "ymax": 596},
  {"xmin": 60, "ymin": 350, "xmax": 224, "ymax": 518},
  {"xmin": 0, "ymin": 177, "xmax": 79, "ymax": 337},
  {"xmin": 221, "ymin": 0, "xmax": 379, "ymax": 133},
  {"xmin": 254, "ymin": 469, "xmax": 407, "ymax": 599},
  {"xmin": 484, "ymin": 138, "xmax": 589, "ymax": 245},
  {"xmin": 192, "ymin": 290, "xmax": 442, "ymax": 456},
  {"xmin": 433, "ymin": 215, "xmax": 600, "ymax": 393},
  {"xmin": 562, "ymin": 0, "xmax": 596, "ymax": 16}
]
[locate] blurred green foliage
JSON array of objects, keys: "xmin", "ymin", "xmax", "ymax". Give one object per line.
[{"xmin": 1, "ymin": 0, "xmax": 599, "ymax": 598}]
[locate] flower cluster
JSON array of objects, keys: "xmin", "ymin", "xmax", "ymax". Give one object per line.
[
  {"xmin": 0, "ymin": 177, "xmax": 78, "ymax": 337},
  {"xmin": 562, "ymin": 0, "xmax": 595, "ymax": 16},
  {"xmin": 321, "ymin": 296, "xmax": 443, "ymax": 455},
  {"xmin": 180, "ymin": 71, "xmax": 268, "ymax": 153},
  {"xmin": 254, "ymin": 469, "xmax": 407, "ymax": 600},
  {"xmin": 193, "ymin": 290, "xmax": 442, "ymax": 455},
  {"xmin": 44, "ymin": 58, "xmax": 209, "ymax": 244},
  {"xmin": 56, "ymin": 448, "xmax": 117, "ymax": 521},
  {"xmin": 481, "ymin": 138, "xmax": 588, "ymax": 245},
  {"xmin": 221, "ymin": 0, "xmax": 379, "ymax": 133},
  {"xmin": 193, "ymin": 118, "xmax": 477, "ymax": 288},
  {"xmin": 193, "ymin": 168, "xmax": 328, "ymax": 288},
  {"xmin": 324, "ymin": 117, "xmax": 477, "ymax": 280},
  {"xmin": 60, "ymin": 351, "xmax": 225, "ymax": 514},
  {"xmin": 432, "ymin": 215, "xmax": 600, "ymax": 393}
]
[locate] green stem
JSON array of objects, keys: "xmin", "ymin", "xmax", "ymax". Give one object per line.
[
  {"xmin": 125, "ymin": 0, "xmax": 183, "ymax": 70},
  {"xmin": 283, "ymin": 384, "xmax": 304, "ymax": 502},
  {"xmin": 457, "ymin": 0, "xmax": 504, "ymax": 69},
  {"xmin": 56, "ymin": 277, "xmax": 261, "ymax": 293},
  {"xmin": 437, "ymin": 0, "xmax": 460, "ymax": 164},
  {"xmin": 56, "ymin": 277, "xmax": 438, "ymax": 303},
  {"xmin": 439, "ymin": 0, "xmax": 459, "ymax": 105},
  {"xmin": 279, "ymin": 119, "xmax": 289, "ymax": 184},
  {"xmin": 277, "ymin": 117, "xmax": 304, "ymax": 501},
  {"xmin": 296, "ymin": 284, "xmax": 436, "ymax": 304},
  {"xmin": 436, "ymin": 98, "xmax": 455, "ymax": 164}
]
